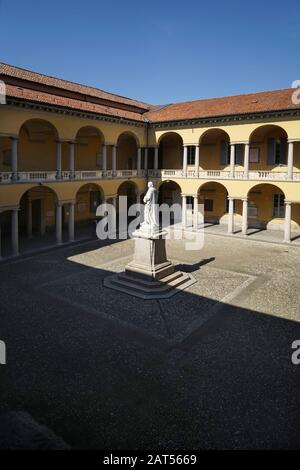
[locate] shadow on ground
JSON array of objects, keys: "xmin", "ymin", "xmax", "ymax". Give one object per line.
[{"xmin": 0, "ymin": 238, "xmax": 299, "ymax": 449}]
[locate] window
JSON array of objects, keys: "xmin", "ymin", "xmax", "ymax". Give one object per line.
[
  {"xmin": 268, "ymin": 138, "xmax": 287, "ymax": 165},
  {"xmin": 187, "ymin": 146, "xmax": 195, "ymax": 165},
  {"xmin": 249, "ymin": 147, "xmax": 260, "ymax": 163},
  {"xmin": 274, "ymin": 139, "xmax": 281, "ymax": 165},
  {"xmin": 273, "ymin": 194, "xmax": 285, "ymax": 218},
  {"xmin": 147, "ymin": 148, "xmax": 154, "ymax": 169},
  {"xmin": 204, "ymin": 199, "xmax": 213, "ymax": 212},
  {"xmin": 2, "ymin": 149, "xmax": 11, "ymax": 166},
  {"xmin": 96, "ymin": 152, "xmax": 102, "ymax": 168}
]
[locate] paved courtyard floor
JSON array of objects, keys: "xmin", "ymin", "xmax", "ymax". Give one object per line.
[{"xmin": 0, "ymin": 233, "xmax": 300, "ymax": 449}]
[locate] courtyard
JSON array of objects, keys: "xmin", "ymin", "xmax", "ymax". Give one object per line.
[{"xmin": 0, "ymin": 233, "xmax": 300, "ymax": 449}]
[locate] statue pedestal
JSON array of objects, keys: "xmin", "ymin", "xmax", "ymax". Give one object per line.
[
  {"xmin": 125, "ymin": 229, "xmax": 174, "ymax": 280},
  {"xmin": 104, "ymin": 227, "xmax": 196, "ymax": 299}
]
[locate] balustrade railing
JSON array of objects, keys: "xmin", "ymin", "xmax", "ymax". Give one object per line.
[{"xmin": 0, "ymin": 169, "xmax": 300, "ymax": 184}]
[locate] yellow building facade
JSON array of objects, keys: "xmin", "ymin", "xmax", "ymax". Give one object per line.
[{"xmin": 0, "ymin": 63, "xmax": 300, "ymax": 258}]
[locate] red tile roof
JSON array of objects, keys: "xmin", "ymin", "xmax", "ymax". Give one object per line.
[
  {"xmin": 5, "ymin": 84, "xmax": 145, "ymax": 122},
  {"xmin": 145, "ymin": 89, "xmax": 299, "ymax": 122},
  {"xmin": 1, "ymin": 63, "xmax": 299, "ymax": 124},
  {"xmin": 0, "ymin": 63, "xmax": 151, "ymax": 112}
]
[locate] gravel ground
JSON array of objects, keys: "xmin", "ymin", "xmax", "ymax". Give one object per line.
[{"xmin": 0, "ymin": 233, "xmax": 299, "ymax": 449}]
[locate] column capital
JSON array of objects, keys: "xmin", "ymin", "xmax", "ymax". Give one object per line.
[
  {"xmin": 230, "ymin": 140, "xmax": 249, "ymax": 145},
  {"xmin": 284, "ymin": 200, "xmax": 292, "ymax": 205},
  {"xmin": 10, "ymin": 135, "xmax": 19, "ymax": 141},
  {"xmin": 227, "ymin": 196, "xmax": 235, "ymax": 201},
  {"xmin": 241, "ymin": 197, "xmax": 248, "ymax": 202}
]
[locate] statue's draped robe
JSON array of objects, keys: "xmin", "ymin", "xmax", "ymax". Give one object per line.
[{"xmin": 142, "ymin": 187, "xmax": 159, "ymax": 228}]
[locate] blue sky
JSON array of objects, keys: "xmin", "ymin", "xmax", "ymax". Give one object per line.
[{"xmin": 0, "ymin": 0, "xmax": 299, "ymax": 104}]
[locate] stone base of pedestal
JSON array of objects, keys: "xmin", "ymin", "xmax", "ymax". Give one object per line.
[
  {"xmin": 103, "ymin": 228, "xmax": 196, "ymax": 299},
  {"xmin": 103, "ymin": 270, "xmax": 196, "ymax": 300}
]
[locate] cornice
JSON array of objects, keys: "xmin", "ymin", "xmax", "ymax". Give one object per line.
[
  {"xmin": 6, "ymin": 97, "xmax": 300, "ymax": 131},
  {"xmin": 149, "ymin": 108, "xmax": 300, "ymax": 129},
  {"xmin": 6, "ymin": 97, "xmax": 148, "ymax": 129}
]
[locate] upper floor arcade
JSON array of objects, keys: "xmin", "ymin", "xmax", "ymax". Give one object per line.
[
  {"xmin": 1, "ymin": 61, "xmax": 300, "ymax": 188},
  {"xmin": 2, "ymin": 114, "xmax": 300, "ymax": 186},
  {"xmin": 149, "ymin": 123, "xmax": 300, "ymax": 182}
]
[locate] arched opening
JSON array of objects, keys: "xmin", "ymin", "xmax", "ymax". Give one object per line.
[
  {"xmin": 117, "ymin": 181, "xmax": 138, "ymax": 228},
  {"xmin": 158, "ymin": 180, "xmax": 182, "ymax": 226},
  {"xmin": 18, "ymin": 119, "xmax": 58, "ymax": 171},
  {"xmin": 75, "ymin": 127, "xmax": 105, "ymax": 171},
  {"xmin": 0, "ymin": 135, "xmax": 14, "ymax": 175},
  {"xmin": 249, "ymin": 125, "xmax": 288, "ymax": 170},
  {"xmin": 0, "ymin": 186, "xmax": 59, "ymax": 257},
  {"xmin": 158, "ymin": 133, "xmax": 183, "ymax": 170},
  {"xmin": 117, "ymin": 181, "xmax": 137, "ymax": 208},
  {"xmin": 0, "ymin": 209, "xmax": 16, "ymax": 257},
  {"xmin": 199, "ymin": 129, "xmax": 230, "ymax": 170},
  {"xmin": 19, "ymin": 186, "xmax": 58, "ymax": 238},
  {"xmin": 198, "ymin": 182, "xmax": 229, "ymax": 225},
  {"xmin": 158, "ymin": 180, "xmax": 181, "ymax": 206},
  {"xmin": 246, "ymin": 183, "xmax": 293, "ymax": 231},
  {"xmin": 117, "ymin": 133, "xmax": 138, "ymax": 170},
  {"xmin": 75, "ymin": 183, "xmax": 104, "ymax": 237}
]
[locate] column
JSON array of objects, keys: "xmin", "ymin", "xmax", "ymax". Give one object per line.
[
  {"xmin": 11, "ymin": 137, "xmax": 18, "ymax": 181},
  {"xmin": 183, "ymin": 145, "xmax": 188, "ymax": 177},
  {"xmin": 112, "ymin": 145, "xmax": 117, "ymax": 176},
  {"xmin": 27, "ymin": 198, "xmax": 32, "ymax": 238},
  {"xmin": 284, "ymin": 201, "xmax": 292, "ymax": 243},
  {"xmin": 68, "ymin": 202, "xmax": 75, "ymax": 242},
  {"xmin": 154, "ymin": 147, "xmax": 159, "ymax": 171},
  {"xmin": 195, "ymin": 145, "xmax": 200, "ymax": 178},
  {"xmin": 56, "ymin": 203, "xmax": 63, "ymax": 245},
  {"xmin": 229, "ymin": 144, "xmax": 235, "ymax": 178},
  {"xmin": 56, "ymin": 141, "xmax": 62, "ymax": 179},
  {"xmin": 11, "ymin": 208, "xmax": 19, "ymax": 256},
  {"xmin": 242, "ymin": 198, "xmax": 248, "ymax": 236},
  {"xmin": 193, "ymin": 195, "xmax": 199, "ymax": 230},
  {"xmin": 182, "ymin": 195, "xmax": 187, "ymax": 228},
  {"xmin": 244, "ymin": 143, "xmax": 250, "ymax": 179},
  {"xmin": 137, "ymin": 147, "xmax": 142, "ymax": 174},
  {"xmin": 69, "ymin": 142, "xmax": 75, "ymax": 179},
  {"xmin": 227, "ymin": 197, "xmax": 234, "ymax": 234},
  {"xmin": 144, "ymin": 148, "xmax": 148, "ymax": 171},
  {"xmin": 287, "ymin": 141, "xmax": 294, "ymax": 180},
  {"xmin": 136, "ymin": 191, "xmax": 141, "ymax": 204},
  {"xmin": 102, "ymin": 144, "xmax": 107, "ymax": 173}
]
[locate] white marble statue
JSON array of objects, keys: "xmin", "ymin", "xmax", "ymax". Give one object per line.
[{"xmin": 141, "ymin": 181, "xmax": 159, "ymax": 230}]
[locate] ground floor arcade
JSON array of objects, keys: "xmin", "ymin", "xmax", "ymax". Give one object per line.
[
  {"xmin": 1, "ymin": 178, "xmax": 300, "ymax": 260},
  {"xmin": 0, "ymin": 179, "xmax": 145, "ymax": 259}
]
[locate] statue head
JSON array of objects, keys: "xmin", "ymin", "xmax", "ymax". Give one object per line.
[{"xmin": 148, "ymin": 181, "xmax": 154, "ymax": 188}]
